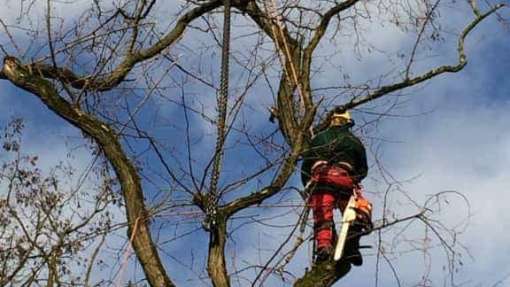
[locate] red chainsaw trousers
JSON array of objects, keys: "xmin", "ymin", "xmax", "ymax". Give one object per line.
[{"xmin": 308, "ymin": 165, "xmax": 354, "ymax": 249}]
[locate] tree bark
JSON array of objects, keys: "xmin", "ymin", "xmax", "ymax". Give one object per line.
[
  {"xmin": 294, "ymin": 260, "xmax": 351, "ymax": 287},
  {"xmin": 207, "ymin": 216, "xmax": 230, "ymax": 287}
]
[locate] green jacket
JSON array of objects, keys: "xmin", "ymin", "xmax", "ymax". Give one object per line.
[{"xmin": 301, "ymin": 125, "xmax": 368, "ymax": 185}]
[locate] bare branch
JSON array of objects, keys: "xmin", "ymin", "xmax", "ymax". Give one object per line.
[
  {"xmin": 315, "ymin": 3, "xmax": 506, "ymax": 131},
  {"xmin": 20, "ymin": 1, "xmax": 223, "ymax": 92},
  {"xmin": 346, "ymin": 3, "xmax": 506, "ymax": 109},
  {"xmin": 305, "ymin": 0, "xmax": 360, "ymax": 54},
  {"xmin": 223, "ymin": 150, "xmax": 300, "ymax": 216}
]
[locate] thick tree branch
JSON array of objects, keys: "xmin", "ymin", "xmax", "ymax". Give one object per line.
[
  {"xmin": 346, "ymin": 3, "xmax": 505, "ymax": 108},
  {"xmin": 293, "ymin": 261, "xmax": 351, "ymax": 287},
  {"xmin": 13, "ymin": 0, "xmax": 222, "ymax": 92},
  {"xmin": 233, "ymin": 0, "xmax": 316, "ymax": 142},
  {"xmin": 232, "ymin": 0, "xmax": 278, "ymax": 42},
  {"xmin": 207, "ymin": 217, "xmax": 230, "ymax": 287},
  {"xmin": 305, "ymin": 0, "xmax": 359, "ymax": 54},
  {"xmin": 222, "ymin": 147, "xmax": 301, "ymax": 216},
  {"xmin": 1, "ymin": 57, "xmax": 175, "ymax": 287},
  {"xmin": 276, "ymin": 75, "xmax": 300, "ymax": 144},
  {"xmin": 221, "ymin": 74, "xmax": 317, "ymax": 217},
  {"xmin": 301, "ymin": 0, "xmax": 359, "ymax": 90},
  {"xmin": 222, "ymin": 167, "xmax": 292, "ymax": 216}
]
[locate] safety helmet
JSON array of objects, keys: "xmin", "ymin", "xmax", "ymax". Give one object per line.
[
  {"xmin": 330, "ymin": 110, "xmax": 352, "ymax": 126},
  {"xmin": 332, "ymin": 111, "xmax": 351, "ymax": 121}
]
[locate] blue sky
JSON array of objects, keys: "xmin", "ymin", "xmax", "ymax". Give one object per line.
[{"xmin": 1, "ymin": 1, "xmax": 509, "ymax": 286}]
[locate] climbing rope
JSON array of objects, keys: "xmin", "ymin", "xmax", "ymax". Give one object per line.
[
  {"xmin": 265, "ymin": 0, "xmax": 304, "ymax": 108},
  {"xmin": 208, "ymin": 0, "xmax": 231, "ymax": 222},
  {"xmin": 264, "ymin": 0, "xmax": 314, "ymax": 136}
]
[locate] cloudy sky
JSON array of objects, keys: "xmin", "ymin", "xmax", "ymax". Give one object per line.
[{"xmin": 1, "ymin": 0, "xmax": 509, "ymax": 286}]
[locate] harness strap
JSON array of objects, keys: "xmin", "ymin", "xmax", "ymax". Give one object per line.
[{"xmin": 313, "ymin": 220, "xmax": 334, "ymax": 231}]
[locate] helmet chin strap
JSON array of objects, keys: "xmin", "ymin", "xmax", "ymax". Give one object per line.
[{"xmin": 331, "ymin": 119, "xmax": 354, "ymax": 128}]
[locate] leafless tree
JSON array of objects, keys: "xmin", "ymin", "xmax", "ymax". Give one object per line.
[
  {"xmin": 0, "ymin": 0, "xmax": 506, "ymax": 286},
  {"xmin": 0, "ymin": 118, "xmax": 122, "ymax": 286}
]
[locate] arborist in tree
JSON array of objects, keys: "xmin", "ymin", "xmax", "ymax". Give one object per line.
[{"xmin": 301, "ymin": 110, "xmax": 372, "ymax": 264}]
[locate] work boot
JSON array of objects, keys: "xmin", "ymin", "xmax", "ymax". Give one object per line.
[
  {"xmin": 315, "ymin": 246, "xmax": 333, "ymax": 262},
  {"xmin": 344, "ymin": 227, "xmax": 363, "ymax": 266},
  {"xmin": 344, "ymin": 241, "xmax": 363, "ymax": 266}
]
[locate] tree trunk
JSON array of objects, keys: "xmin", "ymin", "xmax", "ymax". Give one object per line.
[{"xmin": 207, "ymin": 217, "xmax": 230, "ymax": 287}]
